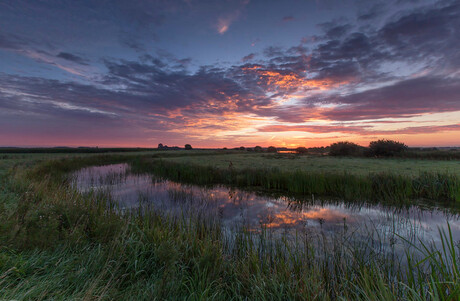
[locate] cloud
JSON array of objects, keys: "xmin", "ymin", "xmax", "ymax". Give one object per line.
[
  {"xmin": 317, "ymin": 21, "xmax": 352, "ymax": 39},
  {"xmin": 242, "ymin": 53, "xmax": 256, "ymax": 62},
  {"xmin": 2, "ymin": 0, "xmax": 460, "ymax": 146},
  {"xmin": 56, "ymin": 52, "xmax": 89, "ymax": 65},
  {"xmin": 0, "ymin": 33, "xmax": 28, "ymax": 50},
  {"xmin": 258, "ymin": 123, "xmax": 460, "ymax": 136},
  {"xmin": 282, "ymin": 15, "xmax": 295, "ymax": 22},
  {"xmin": 215, "ymin": 1, "xmax": 249, "ymax": 34},
  {"xmin": 310, "ymin": 76, "xmax": 460, "ymax": 121},
  {"xmin": 216, "ymin": 12, "xmax": 240, "ymax": 34}
]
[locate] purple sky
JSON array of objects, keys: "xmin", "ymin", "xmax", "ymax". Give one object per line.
[{"xmin": 1, "ymin": 0, "xmax": 459, "ymax": 147}]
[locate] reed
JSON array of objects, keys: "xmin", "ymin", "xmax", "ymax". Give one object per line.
[{"xmin": 131, "ymin": 158, "xmax": 460, "ymax": 203}]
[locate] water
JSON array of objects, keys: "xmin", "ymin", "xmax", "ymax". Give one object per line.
[{"xmin": 71, "ymin": 163, "xmax": 460, "ymax": 255}]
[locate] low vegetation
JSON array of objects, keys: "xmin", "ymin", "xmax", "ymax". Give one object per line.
[
  {"xmin": 133, "ymin": 158, "xmax": 460, "ymax": 203},
  {"xmin": 0, "ymin": 151, "xmax": 459, "ymax": 299}
]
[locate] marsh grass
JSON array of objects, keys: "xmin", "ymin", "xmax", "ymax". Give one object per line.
[
  {"xmin": 0, "ymin": 154, "xmax": 459, "ymax": 299},
  {"xmin": 131, "ymin": 159, "xmax": 460, "ymax": 203}
]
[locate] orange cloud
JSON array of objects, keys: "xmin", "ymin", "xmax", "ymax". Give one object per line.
[{"xmin": 242, "ymin": 65, "xmax": 351, "ymax": 93}]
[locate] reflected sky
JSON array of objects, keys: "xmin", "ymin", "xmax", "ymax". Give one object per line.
[{"xmin": 71, "ymin": 163, "xmax": 460, "ymax": 252}]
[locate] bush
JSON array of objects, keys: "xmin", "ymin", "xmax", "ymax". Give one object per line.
[
  {"xmin": 184, "ymin": 144, "xmax": 192, "ymax": 150},
  {"xmin": 329, "ymin": 141, "xmax": 363, "ymax": 156},
  {"xmin": 254, "ymin": 146, "xmax": 263, "ymax": 152},
  {"xmin": 295, "ymin": 147, "xmax": 308, "ymax": 154},
  {"xmin": 267, "ymin": 146, "xmax": 277, "ymax": 153},
  {"xmin": 368, "ymin": 139, "xmax": 407, "ymax": 157}
]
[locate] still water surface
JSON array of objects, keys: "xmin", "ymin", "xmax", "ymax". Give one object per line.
[{"xmin": 71, "ymin": 163, "xmax": 460, "ymax": 253}]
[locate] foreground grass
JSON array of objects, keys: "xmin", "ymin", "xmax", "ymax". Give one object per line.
[{"xmin": 0, "ymin": 153, "xmax": 459, "ymax": 300}]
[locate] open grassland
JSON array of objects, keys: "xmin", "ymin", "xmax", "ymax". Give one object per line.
[
  {"xmin": 163, "ymin": 152, "xmax": 460, "ymax": 177},
  {"xmin": 0, "ymin": 151, "xmax": 459, "ymax": 299}
]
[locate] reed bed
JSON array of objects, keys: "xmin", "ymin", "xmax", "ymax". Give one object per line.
[{"xmin": 131, "ymin": 158, "xmax": 460, "ymax": 203}]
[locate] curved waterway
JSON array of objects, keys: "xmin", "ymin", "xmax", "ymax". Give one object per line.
[{"xmin": 71, "ymin": 163, "xmax": 460, "ymax": 255}]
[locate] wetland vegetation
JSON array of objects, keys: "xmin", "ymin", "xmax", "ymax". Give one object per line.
[{"xmin": 0, "ymin": 149, "xmax": 459, "ymax": 300}]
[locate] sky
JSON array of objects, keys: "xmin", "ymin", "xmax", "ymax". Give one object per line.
[{"xmin": 1, "ymin": 0, "xmax": 459, "ymax": 148}]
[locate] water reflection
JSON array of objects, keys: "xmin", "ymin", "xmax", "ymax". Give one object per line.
[{"xmin": 71, "ymin": 163, "xmax": 460, "ymax": 252}]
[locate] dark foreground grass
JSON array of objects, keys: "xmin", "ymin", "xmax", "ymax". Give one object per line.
[{"xmin": 0, "ymin": 154, "xmax": 459, "ymax": 300}]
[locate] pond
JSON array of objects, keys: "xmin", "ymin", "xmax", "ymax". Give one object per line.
[{"xmin": 71, "ymin": 163, "xmax": 460, "ymax": 256}]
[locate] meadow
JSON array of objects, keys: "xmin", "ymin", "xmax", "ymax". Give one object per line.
[
  {"xmin": 162, "ymin": 152, "xmax": 460, "ymax": 176},
  {"xmin": 0, "ymin": 150, "xmax": 459, "ymax": 300}
]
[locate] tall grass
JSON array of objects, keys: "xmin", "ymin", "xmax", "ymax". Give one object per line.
[
  {"xmin": 0, "ymin": 155, "xmax": 459, "ymax": 299},
  {"xmin": 131, "ymin": 158, "xmax": 460, "ymax": 203}
]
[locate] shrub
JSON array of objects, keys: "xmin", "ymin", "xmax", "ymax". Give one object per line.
[
  {"xmin": 267, "ymin": 146, "xmax": 277, "ymax": 153},
  {"xmin": 329, "ymin": 141, "xmax": 363, "ymax": 156},
  {"xmin": 368, "ymin": 139, "xmax": 408, "ymax": 157},
  {"xmin": 254, "ymin": 146, "xmax": 263, "ymax": 152},
  {"xmin": 295, "ymin": 147, "xmax": 308, "ymax": 154},
  {"xmin": 184, "ymin": 144, "xmax": 192, "ymax": 150}
]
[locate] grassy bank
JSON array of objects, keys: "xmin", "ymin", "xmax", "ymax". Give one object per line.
[
  {"xmin": 131, "ymin": 157, "xmax": 460, "ymax": 203},
  {"xmin": 0, "ymin": 153, "xmax": 459, "ymax": 299}
]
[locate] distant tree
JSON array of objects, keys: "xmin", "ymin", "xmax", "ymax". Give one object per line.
[
  {"xmin": 239, "ymin": 146, "xmax": 245, "ymax": 150},
  {"xmin": 158, "ymin": 143, "xmax": 164, "ymax": 149},
  {"xmin": 368, "ymin": 139, "xmax": 408, "ymax": 157},
  {"xmin": 184, "ymin": 144, "xmax": 192, "ymax": 150},
  {"xmin": 223, "ymin": 147, "xmax": 228, "ymax": 150},
  {"xmin": 246, "ymin": 147, "xmax": 253, "ymax": 152},
  {"xmin": 329, "ymin": 141, "xmax": 363, "ymax": 156},
  {"xmin": 254, "ymin": 146, "xmax": 263, "ymax": 152},
  {"xmin": 296, "ymin": 147, "xmax": 308, "ymax": 154},
  {"xmin": 267, "ymin": 146, "xmax": 277, "ymax": 153}
]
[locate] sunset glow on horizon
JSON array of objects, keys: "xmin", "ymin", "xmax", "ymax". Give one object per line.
[{"xmin": 1, "ymin": 0, "xmax": 460, "ymax": 148}]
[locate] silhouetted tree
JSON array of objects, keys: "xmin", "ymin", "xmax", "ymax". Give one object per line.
[
  {"xmin": 329, "ymin": 141, "xmax": 363, "ymax": 156},
  {"xmin": 239, "ymin": 146, "xmax": 245, "ymax": 150},
  {"xmin": 368, "ymin": 139, "xmax": 408, "ymax": 157},
  {"xmin": 254, "ymin": 146, "xmax": 263, "ymax": 152},
  {"xmin": 158, "ymin": 143, "xmax": 164, "ymax": 149},
  {"xmin": 184, "ymin": 144, "xmax": 192, "ymax": 150},
  {"xmin": 267, "ymin": 146, "xmax": 277, "ymax": 153},
  {"xmin": 296, "ymin": 147, "xmax": 308, "ymax": 154}
]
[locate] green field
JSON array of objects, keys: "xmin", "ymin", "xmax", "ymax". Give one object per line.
[
  {"xmin": 164, "ymin": 152, "xmax": 460, "ymax": 176},
  {"xmin": 0, "ymin": 150, "xmax": 459, "ymax": 300}
]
